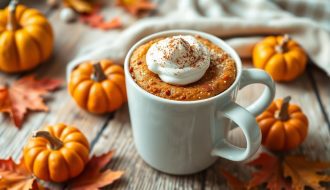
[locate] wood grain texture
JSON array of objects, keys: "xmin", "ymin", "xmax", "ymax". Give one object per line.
[{"xmin": 0, "ymin": 1, "xmax": 329, "ymax": 189}]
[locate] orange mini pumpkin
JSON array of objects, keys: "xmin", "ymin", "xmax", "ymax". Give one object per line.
[
  {"xmin": 23, "ymin": 123, "xmax": 90, "ymax": 182},
  {"xmin": 253, "ymin": 34, "xmax": 307, "ymax": 82},
  {"xmin": 256, "ymin": 96, "xmax": 308, "ymax": 151},
  {"xmin": 68, "ymin": 60, "xmax": 127, "ymax": 113},
  {"xmin": 0, "ymin": 0, "xmax": 53, "ymax": 73}
]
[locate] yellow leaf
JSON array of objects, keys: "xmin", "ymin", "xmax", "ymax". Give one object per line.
[{"xmin": 284, "ymin": 155, "xmax": 330, "ymax": 190}]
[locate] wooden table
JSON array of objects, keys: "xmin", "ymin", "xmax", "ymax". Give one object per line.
[{"xmin": 1, "ymin": 1, "xmax": 329, "ymax": 189}]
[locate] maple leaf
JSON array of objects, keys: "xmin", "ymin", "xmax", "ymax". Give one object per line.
[
  {"xmin": 68, "ymin": 150, "xmax": 124, "ymax": 190},
  {"xmin": 116, "ymin": 0, "xmax": 156, "ymax": 16},
  {"xmin": 80, "ymin": 6, "xmax": 122, "ymax": 30},
  {"xmin": 0, "ymin": 75, "xmax": 61, "ymax": 128},
  {"xmin": 221, "ymin": 169, "xmax": 247, "ymax": 190},
  {"xmin": 284, "ymin": 155, "xmax": 330, "ymax": 190},
  {"xmin": 247, "ymin": 153, "xmax": 292, "ymax": 190},
  {"xmin": 0, "ymin": 158, "xmax": 38, "ymax": 190}
]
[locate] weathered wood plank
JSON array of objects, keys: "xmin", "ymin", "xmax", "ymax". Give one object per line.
[{"xmin": 310, "ymin": 65, "xmax": 330, "ymax": 127}]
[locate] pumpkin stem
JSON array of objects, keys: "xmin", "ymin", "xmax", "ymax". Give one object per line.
[
  {"xmin": 7, "ymin": 0, "xmax": 19, "ymax": 31},
  {"xmin": 277, "ymin": 96, "xmax": 291, "ymax": 121},
  {"xmin": 33, "ymin": 131, "xmax": 63, "ymax": 150},
  {"xmin": 91, "ymin": 62, "xmax": 107, "ymax": 82},
  {"xmin": 275, "ymin": 34, "xmax": 290, "ymax": 53}
]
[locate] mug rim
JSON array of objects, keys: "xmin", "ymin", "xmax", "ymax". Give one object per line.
[{"xmin": 124, "ymin": 29, "xmax": 243, "ymax": 105}]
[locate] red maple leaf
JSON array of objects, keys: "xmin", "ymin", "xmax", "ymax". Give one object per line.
[{"xmin": 247, "ymin": 153, "xmax": 292, "ymax": 190}]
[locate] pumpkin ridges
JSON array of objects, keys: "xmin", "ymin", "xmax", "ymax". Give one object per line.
[
  {"xmin": 12, "ymin": 5, "xmax": 27, "ymax": 21},
  {"xmin": 262, "ymin": 36, "xmax": 277, "ymax": 47},
  {"xmin": 73, "ymin": 80, "xmax": 93, "ymax": 109},
  {"xmin": 87, "ymin": 83, "xmax": 109, "ymax": 113},
  {"xmin": 259, "ymin": 118, "xmax": 276, "ymax": 143},
  {"xmin": 108, "ymin": 74, "xmax": 127, "ymax": 100},
  {"xmin": 253, "ymin": 45, "xmax": 276, "ymax": 69},
  {"xmin": 256, "ymin": 111, "xmax": 273, "ymax": 122},
  {"xmin": 51, "ymin": 123, "xmax": 67, "ymax": 139},
  {"xmin": 105, "ymin": 64, "xmax": 125, "ymax": 75},
  {"xmin": 290, "ymin": 112, "xmax": 308, "ymax": 125},
  {"xmin": 68, "ymin": 75, "xmax": 91, "ymax": 95},
  {"xmin": 48, "ymin": 152, "xmax": 70, "ymax": 182},
  {"xmin": 264, "ymin": 53, "xmax": 287, "ymax": 80},
  {"xmin": 59, "ymin": 126, "xmax": 80, "ymax": 141},
  {"xmin": 283, "ymin": 55, "xmax": 301, "ymax": 81},
  {"xmin": 283, "ymin": 122, "xmax": 301, "ymax": 150},
  {"xmin": 64, "ymin": 142, "xmax": 89, "ymax": 163},
  {"xmin": 287, "ymin": 119, "xmax": 308, "ymax": 140},
  {"xmin": 265, "ymin": 121, "xmax": 286, "ymax": 150},
  {"xmin": 102, "ymin": 80, "xmax": 123, "ymax": 112},
  {"xmin": 63, "ymin": 132, "xmax": 90, "ymax": 148},
  {"xmin": 33, "ymin": 150, "xmax": 51, "ymax": 181},
  {"xmin": 60, "ymin": 148, "xmax": 85, "ymax": 177},
  {"xmin": 0, "ymin": 31, "xmax": 20, "ymax": 72},
  {"xmin": 24, "ymin": 25, "xmax": 53, "ymax": 60},
  {"xmin": 15, "ymin": 30, "xmax": 41, "ymax": 70},
  {"xmin": 100, "ymin": 59, "xmax": 113, "ymax": 71},
  {"xmin": 24, "ymin": 147, "xmax": 44, "ymax": 173}
]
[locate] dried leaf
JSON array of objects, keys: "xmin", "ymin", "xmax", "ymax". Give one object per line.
[
  {"xmin": 0, "ymin": 158, "xmax": 36, "ymax": 190},
  {"xmin": 68, "ymin": 150, "xmax": 124, "ymax": 190},
  {"xmin": 80, "ymin": 7, "xmax": 122, "ymax": 30},
  {"xmin": 284, "ymin": 155, "xmax": 330, "ymax": 190},
  {"xmin": 98, "ymin": 17, "xmax": 122, "ymax": 30},
  {"xmin": 64, "ymin": 0, "xmax": 93, "ymax": 13},
  {"xmin": 248, "ymin": 153, "xmax": 291, "ymax": 190},
  {"xmin": 221, "ymin": 169, "xmax": 247, "ymax": 190},
  {"xmin": 116, "ymin": 0, "xmax": 156, "ymax": 16},
  {"xmin": 0, "ymin": 75, "xmax": 61, "ymax": 128}
]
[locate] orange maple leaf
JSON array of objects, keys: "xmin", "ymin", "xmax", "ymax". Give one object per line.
[
  {"xmin": 284, "ymin": 155, "xmax": 330, "ymax": 190},
  {"xmin": 221, "ymin": 169, "xmax": 247, "ymax": 190},
  {"xmin": 68, "ymin": 150, "xmax": 124, "ymax": 190},
  {"xmin": 116, "ymin": 0, "xmax": 156, "ymax": 16},
  {"xmin": 0, "ymin": 158, "xmax": 39, "ymax": 190},
  {"xmin": 0, "ymin": 75, "xmax": 61, "ymax": 128},
  {"xmin": 80, "ymin": 6, "xmax": 122, "ymax": 30},
  {"xmin": 247, "ymin": 153, "xmax": 292, "ymax": 190}
]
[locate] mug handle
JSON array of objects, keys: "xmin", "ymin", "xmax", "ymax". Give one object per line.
[{"xmin": 211, "ymin": 69, "xmax": 275, "ymax": 161}]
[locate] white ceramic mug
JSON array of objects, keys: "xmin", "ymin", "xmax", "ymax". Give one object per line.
[{"xmin": 124, "ymin": 30, "xmax": 275, "ymax": 175}]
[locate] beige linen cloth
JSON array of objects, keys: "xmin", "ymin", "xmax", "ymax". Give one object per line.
[{"xmin": 66, "ymin": 0, "xmax": 330, "ymax": 79}]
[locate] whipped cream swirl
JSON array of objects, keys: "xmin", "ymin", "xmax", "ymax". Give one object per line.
[{"xmin": 146, "ymin": 35, "xmax": 210, "ymax": 85}]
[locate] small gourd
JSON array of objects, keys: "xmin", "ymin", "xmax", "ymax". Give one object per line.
[
  {"xmin": 23, "ymin": 123, "xmax": 90, "ymax": 182},
  {"xmin": 68, "ymin": 60, "xmax": 127, "ymax": 113},
  {"xmin": 256, "ymin": 96, "xmax": 308, "ymax": 151},
  {"xmin": 0, "ymin": 0, "xmax": 53, "ymax": 73},
  {"xmin": 253, "ymin": 34, "xmax": 307, "ymax": 82}
]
